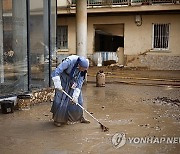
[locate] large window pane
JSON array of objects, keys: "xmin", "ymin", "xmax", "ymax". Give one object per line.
[
  {"xmin": 30, "ymin": 0, "xmax": 50, "ymax": 89},
  {"xmin": 50, "ymin": 0, "xmax": 57, "ymax": 86},
  {"xmin": 0, "ymin": 0, "xmax": 28, "ymax": 97},
  {"xmin": 0, "ymin": 0, "xmax": 4, "ymax": 85},
  {"xmin": 0, "ymin": 0, "xmax": 56, "ymax": 97}
]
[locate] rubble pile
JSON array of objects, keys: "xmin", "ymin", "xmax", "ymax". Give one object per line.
[
  {"xmin": 31, "ymin": 88, "xmax": 55, "ymax": 105},
  {"xmin": 152, "ymin": 97, "xmax": 180, "ymax": 107}
]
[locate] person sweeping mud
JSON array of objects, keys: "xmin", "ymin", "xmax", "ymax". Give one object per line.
[{"xmin": 51, "ymin": 55, "xmax": 90, "ymax": 127}]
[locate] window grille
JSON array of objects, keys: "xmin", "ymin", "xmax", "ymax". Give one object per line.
[
  {"xmin": 153, "ymin": 23, "xmax": 170, "ymax": 50},
  {"xmin": 57, "ymin": 26, "xmax": 68, "ymax": 49}
]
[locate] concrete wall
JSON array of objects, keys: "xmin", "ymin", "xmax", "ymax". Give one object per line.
[{"xmin": 57, "ymin": 14, "xmax": 180, "ymax": 70}]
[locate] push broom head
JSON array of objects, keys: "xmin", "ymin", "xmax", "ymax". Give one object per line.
[{"xmin": 100, "ymin": 124, "xmax": 109, "ymax": 132}]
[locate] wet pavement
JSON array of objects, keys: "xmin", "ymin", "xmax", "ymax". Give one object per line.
[
  {"xmin": 0, "ymin": 81, "xmax": 180, "ymax": 154},
  {"xmin": 87, "ymin": 66, "xmax": 180, "ymax": 88}
]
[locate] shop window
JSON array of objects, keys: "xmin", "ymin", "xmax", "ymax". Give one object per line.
[
  {"xmin": 0, "ymin": 0, "xmax": 57, "ymax": 97},
  {"xmin": 152, "ymin": 23, "xmax": 170, "ymax": 50},
  {"xmin": 29, "ymin": 0, "xmax": 55, "ymax": 89},
  {"xmin": 0, "ymin": 0, "xmax": 28, "ymax": 97},
  {"xmin": 57, "ymin": 26, "xmax": 68, "ymax": 49}
]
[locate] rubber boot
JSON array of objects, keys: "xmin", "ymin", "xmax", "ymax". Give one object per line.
[{"xmin": 80, "ymin": 117, "xmax": 90, "ymax": 124}]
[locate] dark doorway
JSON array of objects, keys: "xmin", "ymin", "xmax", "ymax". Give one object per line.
[{"xmin": 95, "ymin": 30, "xmax": 124, "ymax": 52}]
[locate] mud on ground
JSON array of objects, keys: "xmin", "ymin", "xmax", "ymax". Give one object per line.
[{"xmin": 0, "ymin": 82, "xmax": 179, "ymax": 154}]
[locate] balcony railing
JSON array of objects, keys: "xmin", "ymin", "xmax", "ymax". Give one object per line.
[{"xmin": 71, "ymin": 0, "xmax": 178, "ymax": 6}]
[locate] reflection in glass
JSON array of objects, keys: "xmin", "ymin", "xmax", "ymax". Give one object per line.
[
  {"xmin": 50, "ymin": 0, "xmax": 57, "ymax": 86},
  {"xmin": 0, "ymin": 0, "xmax": 56, "ymax": 97},
  {"xmin": 0, "ymin": 0, "xmax": 28, "ymax": 97},
  {"xmin": 29, "ymin": 0, "xmax": 57, "ymax": 89},
  {"xmin": 30, "ymin": 0, "xmax": 50, "ymax": 89}
]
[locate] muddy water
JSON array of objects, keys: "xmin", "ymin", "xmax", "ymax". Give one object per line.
[{"xmin": 0, "ymin": 83, "xmax": 179, "ymax": 154}]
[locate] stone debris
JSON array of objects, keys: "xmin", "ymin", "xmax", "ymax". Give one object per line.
[
  {"xmin": 153, "ymin": 97, "xmax": 180, "ymax": 107},
  {"xmin": 15, "ymin": 88, "xmax": 55, "ymax": 110},
  {"xmin": 31, "ymin": 88, "xmax": 55, "ymax": 105}
]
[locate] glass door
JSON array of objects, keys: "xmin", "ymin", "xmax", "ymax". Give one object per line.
[
  {"xmin": 0, "ymin": 0, "xmax": 28, "ymax": 97},
  {"xmin": 29, "ymin": 0, "xmax": 50, "ymax": 89}
]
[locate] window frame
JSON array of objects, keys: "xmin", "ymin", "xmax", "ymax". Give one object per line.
[
  {"xmin": 57, "ymin": 25, "xmax": 68, "ymax": 50},
  {"xmin": 152, "ymin": 23, "xmax": 170, "ymax": 51}
]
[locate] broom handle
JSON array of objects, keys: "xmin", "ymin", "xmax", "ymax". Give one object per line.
[{"xmin": 61, "ymin": 89, "xmax": 101, "ymax": 124}]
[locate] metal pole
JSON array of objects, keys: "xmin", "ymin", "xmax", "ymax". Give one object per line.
[
  {"xmin": 26, "ymin": 0, "xmax": 31, "ymax": 91},
  {"xmin": 0, "ymin": 0, "xmax": 4, "ymax": 83}
]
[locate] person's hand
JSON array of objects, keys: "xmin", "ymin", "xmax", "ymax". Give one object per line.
[
  {"xmin": 56, "ymin": 84, "xmax": 63, "ymax": 91},
  {"xmin": 71, "ymin": 97, "xmax": 78, "ymax": 105},
  {"xmin": 71, "ymin": 88, "xmax": 80, "ymax": 105},
  {"xmin": 52, "ymin": 76, "xmax": 63, "ymax": 91}
]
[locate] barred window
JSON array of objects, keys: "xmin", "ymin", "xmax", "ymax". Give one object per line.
[
  {"xmin": 57, "ymin": 26, "xmax": 68, "ymax": 49},
  {"xmin": 153, "ymin": 23, "xmax": 170, "ymax": 50}
]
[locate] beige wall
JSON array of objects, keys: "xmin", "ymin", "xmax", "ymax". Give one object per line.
[
  {"xmin": 58, "ymin": 14, "xmax": 180, "ymax": 56},
  {"xmin": 88, "ymin": 14, "xmax": 180, "ymax": 56},
  {"xmin": 126, "ymin": 14, "xmax": 180, "ymax": 56},
  {"xmin": 58, "ymin": 16, "xmax": 126, "ymax": 54},
  {"xmin": 57, "ymin": 14, "xmax": 180, "ymax": 63}
]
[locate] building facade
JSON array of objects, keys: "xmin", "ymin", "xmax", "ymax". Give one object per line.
[
  {"xmin": 57, "ymin": 0, "xmax": 180, "ymax": 70},
  {"xmin": 0, "ymin": 0, "xmax": 57, "ymax": 98}
]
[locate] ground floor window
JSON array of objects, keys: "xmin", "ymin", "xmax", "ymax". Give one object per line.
[
  {"xmin": 152, "ymin": 23, "xmax": 170, "ymax": 50},
  {"xmin": 57, "ymin": 25, "xmax": 68, "ymax": 49}
]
